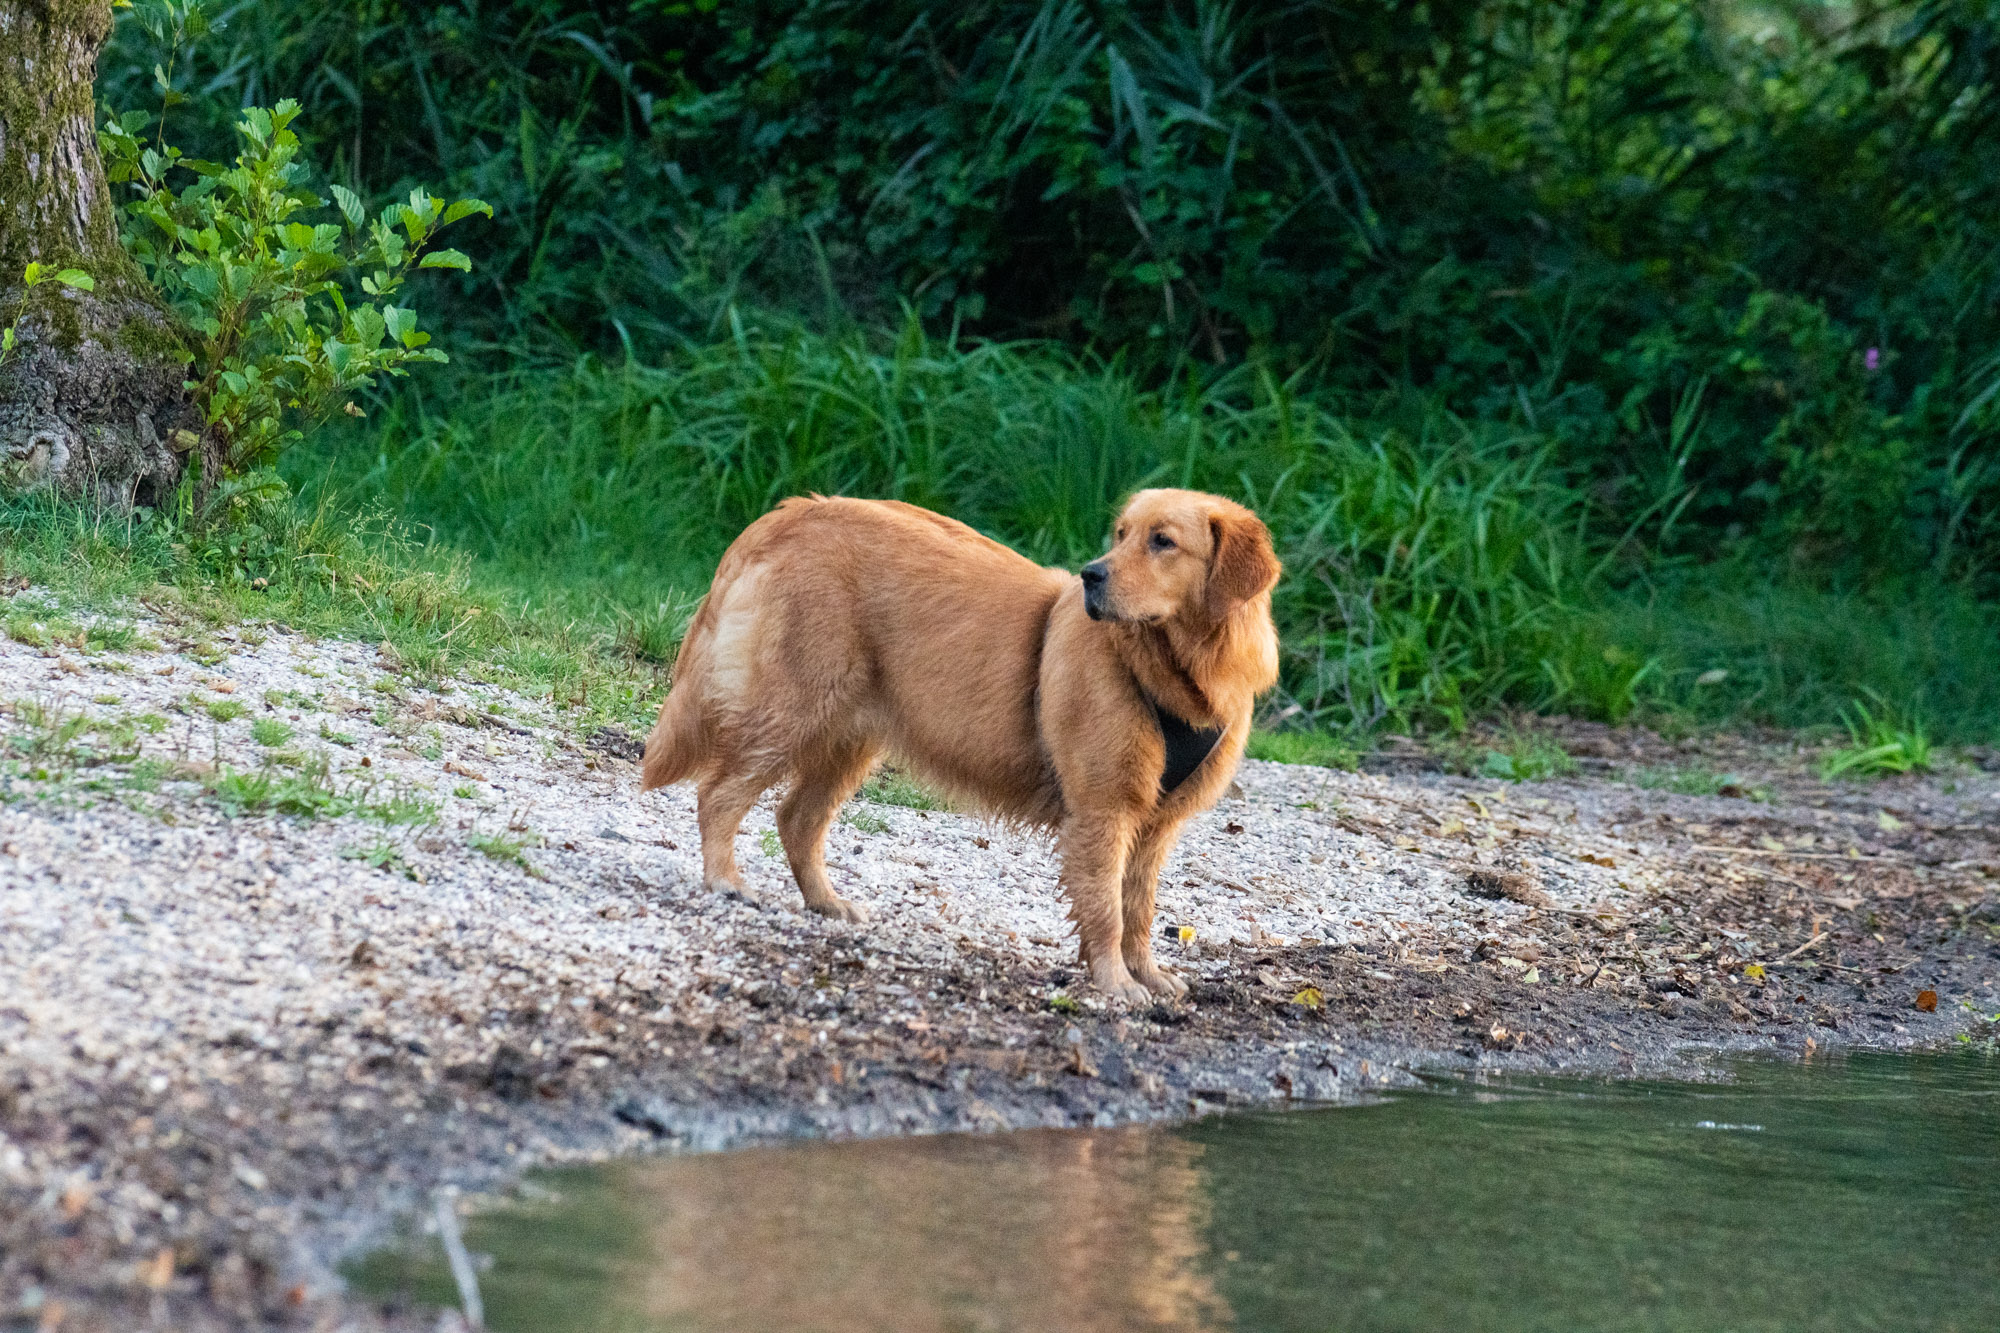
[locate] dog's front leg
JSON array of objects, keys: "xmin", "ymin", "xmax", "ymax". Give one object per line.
[
  {"xmin": 1059, "ymin": 813, "xmax": 1152, "ymax": 1004},
  {"xmin": 1119, "ymin": 818, "xmax": 1190, "ymax": 999}
]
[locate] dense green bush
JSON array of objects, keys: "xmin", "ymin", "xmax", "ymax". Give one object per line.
[{"xmin": 102, "ymin": 0, "xmax": 2000, "ymax": 590}]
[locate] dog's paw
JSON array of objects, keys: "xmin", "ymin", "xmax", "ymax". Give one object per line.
[
  {"xmin": 707, "ymin": 876, "xmax": 766, "ymax": 909},
  {"xmin": 1088, "ymin": 965, "xmax": 1154, "ymax": 1006},
  {"xmin": 806, "ymin": 895, "xmax": 869, "ymax": 924},
  {"xmin": 1137, "ymin": 967, "xmax": 1189, "ymax": 1001}
]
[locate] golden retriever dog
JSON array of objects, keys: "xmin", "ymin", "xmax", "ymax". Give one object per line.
[{"xmin": 641, "ymin": 489, "xmax": 1280, "ymax": 1002}]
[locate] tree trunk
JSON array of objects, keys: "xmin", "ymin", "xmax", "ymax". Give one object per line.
[{"xmin": 0, "ymin": 0, "xmax": 194, "ymax": 508}]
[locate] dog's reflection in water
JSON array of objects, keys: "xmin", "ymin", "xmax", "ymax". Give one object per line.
[{"xmin": 622, "ymin": 1127, "xmax": 1229, "ymax": 1333}]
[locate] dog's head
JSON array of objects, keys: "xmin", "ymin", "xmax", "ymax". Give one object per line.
[{"xmin": 1081, "ymin": 489, "xmax": 1280, "ymax": 626}]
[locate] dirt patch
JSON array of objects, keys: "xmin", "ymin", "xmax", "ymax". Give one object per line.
[{"xmin": 2, "ymin": 592, "xmax": 1996, "ymax": 1330}]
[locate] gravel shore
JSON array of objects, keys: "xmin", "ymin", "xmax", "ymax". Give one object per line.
[{"xmin": 2, "ymin": 588, "xmax": 1996, "ymax": 1331}]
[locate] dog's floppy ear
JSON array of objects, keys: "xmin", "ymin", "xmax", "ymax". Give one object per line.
[{"xmin": 1205, "ymin": 507, "xmax": 1280, "ymax": 621}]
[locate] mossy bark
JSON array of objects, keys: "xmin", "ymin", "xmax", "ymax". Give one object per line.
[{"xmin": 0, "ymin": 0, "xmax": 194, "ymax": 507}]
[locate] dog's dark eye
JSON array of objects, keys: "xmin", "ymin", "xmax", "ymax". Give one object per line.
[
  {"xmin": 1115, "ymin": 526, "xmax": 1127, "ymax": 542},
  {"xmin": 1149, "ymin": 532, "xmax": 1176, "ymax": 552}
]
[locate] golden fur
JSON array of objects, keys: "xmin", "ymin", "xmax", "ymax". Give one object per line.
[{"xmin": 641, "ymin": 489, "xmax": 1281, "ymax": 1002}]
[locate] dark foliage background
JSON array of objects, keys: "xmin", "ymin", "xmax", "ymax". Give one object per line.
[{"xmin": 99, "ymin": 0, "xmax": 2000, "ymax": 591}]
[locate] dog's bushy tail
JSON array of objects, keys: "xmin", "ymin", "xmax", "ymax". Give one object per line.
[{"xmin": 640, "ymin": 609, "xmax": 713, "ymax": 791}]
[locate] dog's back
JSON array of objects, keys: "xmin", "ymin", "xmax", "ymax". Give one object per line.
[{"xmin": 644, "ymin": 496, "xmax": 1068, "ymax": 822}]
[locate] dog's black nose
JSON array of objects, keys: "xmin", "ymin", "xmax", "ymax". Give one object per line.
[{"xmin": 1080, "ymin": 562, "xmax": 1109, "ymax": 620}]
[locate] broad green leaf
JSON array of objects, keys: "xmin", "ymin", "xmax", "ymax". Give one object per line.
[
  {"xmin": 53, "ymin": 270, "xmax": 94, "ymax": 291},
  {"xmin": 442, "ymin": 198, "xmax": 493, "ymax": 226},
  {"xmin": 21, "ymin": 263, "xmax": 43, "ymax": 286},
  {"xmin": 330, "ymin": 184, "xmax": 366, "ymax": 230},
  {"xmin": 418, "ymin": 249, "xmax": 472, "ymax": 272},
  {"xmin": 2, "ymin": 328, "xmax": 14, "ymax": 353},
  {"xmin": 382, "ymin": 306, "xmax": 417, "ymax": 347}
]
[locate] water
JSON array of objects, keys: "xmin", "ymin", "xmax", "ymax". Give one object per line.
[{"xmin": 351, "ymin": 1051, "xmax": 2000, "ymax": 1332}]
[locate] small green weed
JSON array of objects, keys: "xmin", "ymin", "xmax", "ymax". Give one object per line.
[
  {"xmin": 1247, "ymin": 730, "xmax": 1360, "ymax": 770},
  {"xmin": 250, "ymin": 718, "xmax": 293, "ymax": 746},
  {"xmin": 84, "ymin": 622, "xmax": 155, "ymax": 653},
  {"xmin": 469, "ymin": 829, "xmax": 540, "ymax": 876},
  {"xmin": 840, "ymin": 807, "xmax": 891, "ymax": 835},
  {"xmin": 1822, "ymin": 696, "xmax": 1933, "ymax": 778},
  {"xmin": 5, "ymin": 613, "xmax": 78, "ymax": 649},
  {"xmin": 319, "ymin": 721, "xmax": 356, "ymax": 747},
  {"xmin": 204, "ymin": 698, "xmax": 248, "ymax": 723},
  {"xmin": 758, "ymin": 828, "xmax": 783, "ymax": 858},
  {"xmin": 342, "ymin": 840, "xmax": 420, "ymax": 879},
  {"xmin": 206, "ymin": 756, "xmax": 436, "ymax": 824},
  {"xmin": 452, "ymin": 784, "xmax": 475, "ymax": 799},
  {"xmin": 2, "ymin": 699, "xmax": 141, "ymax": 776},
  {"xmin": 1475, "ymin": 734, "xmax": 1579, "ymax": 782},
  {"xmin": 859, "ymin": 767, "xmax": 947, "ymax": 810},
  {"xmin": 1047, "ymin": 993, "xmax": 1082, "ymax": 1015}
]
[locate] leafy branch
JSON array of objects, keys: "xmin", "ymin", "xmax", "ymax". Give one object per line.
[{"xmin": 99, "ymin": 96, "xmax": 489, "ymax": 487}]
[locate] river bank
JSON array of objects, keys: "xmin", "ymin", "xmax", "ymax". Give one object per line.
[{"xmin": 2, "ymin": 589, "xmax": 1996, "ymax": 1331}]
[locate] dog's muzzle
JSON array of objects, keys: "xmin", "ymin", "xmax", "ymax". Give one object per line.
[{"xmin": 1080, "ymin": 562, "xmax": 1110, "ymax": 620}]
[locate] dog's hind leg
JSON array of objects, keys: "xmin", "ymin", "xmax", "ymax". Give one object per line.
[
  {"xmin": 696, "ymin": 766, "xmax": 777, "ymax": 902},
  {"xmin": 1119, "ymin": 818, "xmax": 1190, "ymax": 1000},
  {"xmin": 777, "ymin": 740, "xmax": 879, "ymax": 923}
]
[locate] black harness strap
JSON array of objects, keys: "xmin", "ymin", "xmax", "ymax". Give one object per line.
[{"xmin": 1152, "ymin": 698, "xmax": 1224, "ymax": 795}]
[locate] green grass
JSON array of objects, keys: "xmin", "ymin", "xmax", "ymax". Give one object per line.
[
  {"xmin": 0, "ymin": 488, "xmax": 666, "ymax": 743},
  {"xmin": 1247, "ymin": 731, "xmax": 1361, "ymax": 770},
  {"xmin": 297, "ymin": 325, "xmax": 1999, "ymax": 747},
  {"xmin": 7, "ymin": 321, "xmax": 1997, "ymax": 760},
  {"xmin": 205, "ymin": 760, "xmax": 438, "ymax": 824},
  {"xmin": 1821, "ymin": 695, "xmax": 1935, "ymax": 779},
  {"xmin": 204, "ymin": 698, "xmax": 248, "ymax": 723}
]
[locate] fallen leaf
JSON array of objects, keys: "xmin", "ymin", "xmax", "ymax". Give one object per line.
[
  {"xmin": 1915, "ymin": 989, "xmax": 1938, "ymax": 1013},
  {"xmin": 973, "ymin": 837, "xmax": 989, "ymax": 849},
  {"xmin": 1742, "ymin": 963, "xmax": 1766, "ymax": 982},
  {"xmin": 1224, "ymin": 821, "xmax": 1245, "ymax": 835},
  {"xmin": 1177, "ymin": 925, "xmax": 1196, "ymax": 943},
  {"xmin": 443, "ymin": 760, "xmax": 487, "ymax": 781},
  {"xmin": 1581, "ymin": 852, "xmax": 1617, "ymax": 868},
  {"xmin": 1437, "ymin": 817, "xmax": 1467, "ymax": 837},
  {"xmin": 1292, "ymin": 986, "xmax": 1325, "ymax": 1009},
  {"xmin": 209, "ymin": 680, "xmax": 235, "ymax": 694},
  {"xmin": 1520, "ymin": 966, "xmax": 1541, "ymax": 984}
]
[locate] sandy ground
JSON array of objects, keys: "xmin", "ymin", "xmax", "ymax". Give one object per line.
[{"xmin": 1, "ymin": 588, "xmax": 1996, "ymax": 1331}]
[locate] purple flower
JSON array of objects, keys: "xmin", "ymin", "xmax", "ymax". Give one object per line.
[{"xmin": 1864, "ymin": 347, "xmax": 1880, "ymax": 372}]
